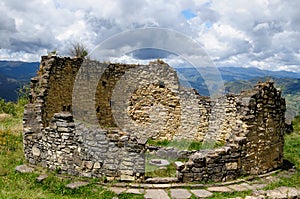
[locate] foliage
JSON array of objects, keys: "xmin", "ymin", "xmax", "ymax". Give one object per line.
[
  {"xmin": 0, "ymin": 97, "xmax": 28, "ymax": 117},
  {"xmin": 207, "ymin": 190, "xmax": 253, "ymax": 199},
  {"xmin": 0, "ymin": 129, "xmax": 22, "ymax": 155},
  {"xmin": 118, "ymin": 193, "xmax": 144, "ymax": 199},
  {"xmin": 47, "ymin": 49, "xmax": 57, "ymax": 56},
  {"xmin": 0, "ymin": 98, "xmax": 17, "ymax": 115},
  {"xmin": 68, "ymin": 41, "xmax": 88, "ymax": 58},
  {"xmin": 292, "ymin": 115, "xmax": 300, "ymax": 132},
  {"xmin": 0, "ymin": 84, "xmax": 29, "ymax": 117}
]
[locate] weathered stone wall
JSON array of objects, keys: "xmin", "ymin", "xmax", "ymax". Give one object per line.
[
  {"xmin": 238, "ymin": 82, "xmax": 285, "ymax": 174},
  {"xmin": 23, "ymin": 56, "xmax": 286, "ymax": 182},
  {"xmin": 176, "ymin": 82, "xmax": 286, "ymax": 182}
]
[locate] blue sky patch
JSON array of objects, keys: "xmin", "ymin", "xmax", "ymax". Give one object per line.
[
  {"xmin": 181, "ymin": 9, "xmax": 196, "ymax": 20},
  {"xmin": 205, "ymin": 21, "xmax": 212, "ymax": 28}
]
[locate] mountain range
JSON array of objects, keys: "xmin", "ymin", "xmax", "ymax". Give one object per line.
[
  {"xmin": 0, "ymin": 60, "xmax": 299, "ymax": 120},
  {"xmin": 0, "ymin": 61, "xmax": 39, "ymax": 101}
]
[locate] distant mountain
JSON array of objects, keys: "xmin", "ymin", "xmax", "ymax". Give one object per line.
[
  {"xmin": 0, "ymin": 61, "xmax": 40, "ymax": 80},
  {"xmin": 0, "ymin": 61, "xmax": 40, "ymax": 101},
  {"xmin": 175, "ymin": 67, "xmax": 300, "ymax": 96},
  {"xmin": 219, "ymin": 66, "xmax": 300, "ymax": 81}
]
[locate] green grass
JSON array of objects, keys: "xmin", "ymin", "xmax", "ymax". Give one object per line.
[
  {"xmin": 207, "ymin": 190, "xmax": 253, "ymax": 199},
  {"xmin": 292, "ymin": 115, "xmax": 300, "ymax": 132}
]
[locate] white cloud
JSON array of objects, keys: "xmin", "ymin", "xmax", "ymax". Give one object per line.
[{"xmin": 0, "ymin": 0, "xmax": 299, "ymax": 72}]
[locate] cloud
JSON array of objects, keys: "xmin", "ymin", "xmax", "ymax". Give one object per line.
[
  {"xmin": 194, "ymin": 0, "xmax": 300, "ymax": 72},
  {"xmin": 0, "ymin": 0, "xmax": 299, "ymax": 72}
]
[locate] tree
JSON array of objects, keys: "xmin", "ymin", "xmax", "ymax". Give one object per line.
[{"xmin": 68, "ymin": 41, "xmax": 88, "ymax": 58}]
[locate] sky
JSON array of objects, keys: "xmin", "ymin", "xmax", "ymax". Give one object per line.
[{"xmin": 0, "ymin": 0, "xmax": 300, "ymax": 72}]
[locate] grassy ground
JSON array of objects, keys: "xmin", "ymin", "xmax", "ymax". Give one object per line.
[{"xmin": 0, "ymin": 98, "xmax": 300, "ymax": 198}]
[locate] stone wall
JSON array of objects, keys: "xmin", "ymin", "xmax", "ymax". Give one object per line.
[
  {"xmin": 23, "ymin": 56, "xmax": 286, "ymax": 182},
  {"xmin": 176, "ymin": 82, "xmax": 286, "ymax": 182}
]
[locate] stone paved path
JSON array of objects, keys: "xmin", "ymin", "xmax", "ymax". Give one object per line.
[
  {"xmin": 105, "ymin": 183, "xmax": 300, "ymax": 199},
  {"xmin": 144, "ymin": 189, "xmax": 170, "ymax": 199},
  {"xmin": 16, "ymin": 164, "xmax": 300, "ymax": 199}
]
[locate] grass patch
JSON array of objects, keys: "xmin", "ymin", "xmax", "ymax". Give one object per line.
[
  {"xmin": 292, "ymin": 115, "xmax": 300, "ymax": 132},
  {"xmin": 207, "ymin": 190, "xmax": 253, "ymax": 199},
  {"xmin": 118, "ymin": 193, "xmax": 144, "ymax": 199}
]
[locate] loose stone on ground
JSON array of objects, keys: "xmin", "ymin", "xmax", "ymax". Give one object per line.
[
  {"xmin": 144, "ymin": 189, "xmax": 170, "ymax": 199},
  {"xmin": 170, "ymin": 189, "xmax": 191, "ymax": 199},
  {"xmin": 65, "ymin": 181, "xmax": 89, "ymax": 189},
  {"xmin": 15, "ymin": 165, "xmax": 34, "ymax": 173},
  {"xmin": 36, "ymin": 174, "xmax": 48, "ymax": 182},
  {"xmin": 149, "ymin": 159, "xmax": 170, "ymax": 167}
]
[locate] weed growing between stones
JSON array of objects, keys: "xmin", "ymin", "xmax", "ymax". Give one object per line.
[
  {"xmin": 0, "ymin": 129, "xmax": 22, "ymax": 155},
  {"xmin": 207, "ymin": 190, "xmax": 253, "ymax": 199}
]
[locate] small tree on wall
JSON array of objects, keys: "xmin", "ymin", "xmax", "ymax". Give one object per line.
[{"xmin": 68, "ymin": 41, "xmax": 88, "ymax": 58}]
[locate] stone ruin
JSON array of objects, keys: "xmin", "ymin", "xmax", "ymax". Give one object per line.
[{"xmin": 23, "ymin": 56, "xmax": 287, "ymax": 182}]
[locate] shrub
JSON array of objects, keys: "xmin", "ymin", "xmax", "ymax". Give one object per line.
[{"xmin": 68, "ymin": 41, "xmax": 88, "ymax": 58}]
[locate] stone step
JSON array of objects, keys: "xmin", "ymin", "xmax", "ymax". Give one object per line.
[{"xmin": 145, "ymin": 177, "xmax": 178, "ymax": 184}]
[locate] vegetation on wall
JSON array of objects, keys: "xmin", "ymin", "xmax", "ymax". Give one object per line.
[{"xmin": 68, "ymin": 41, "xmax": 88, "ymax": 58}]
